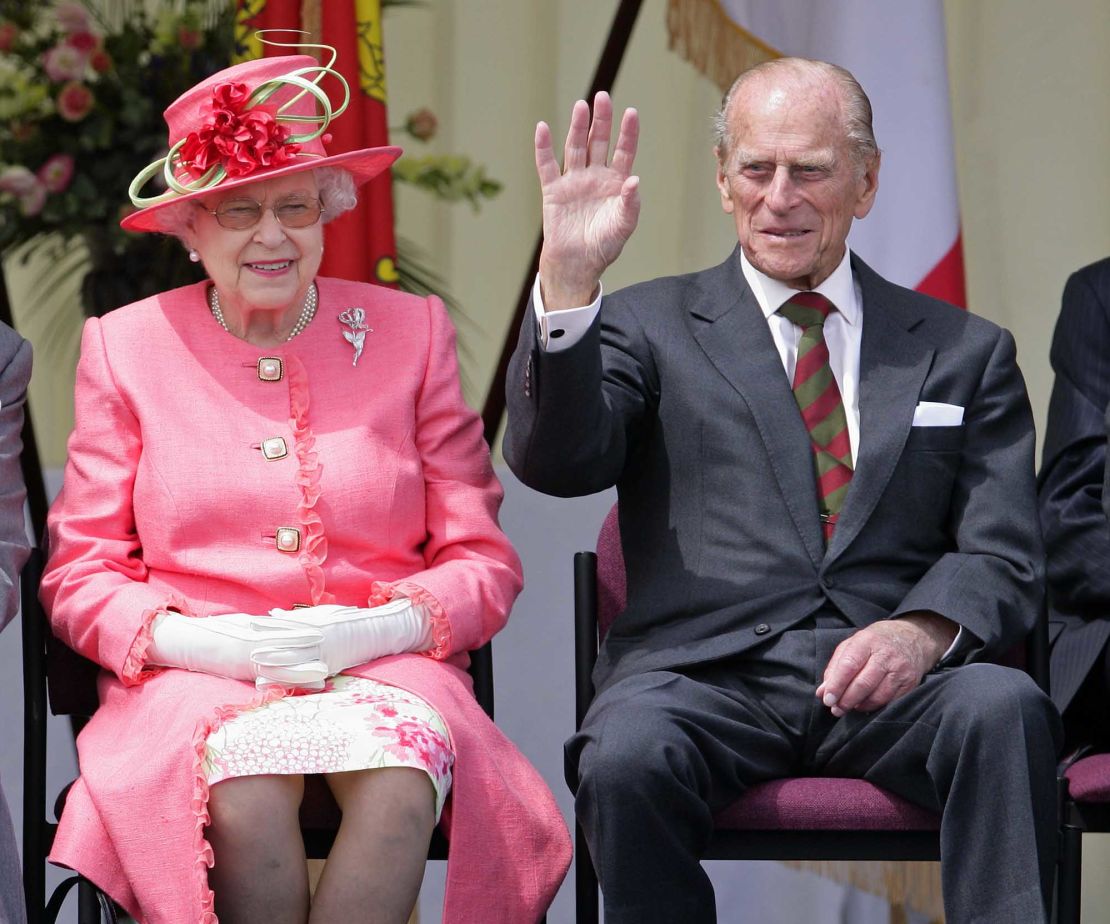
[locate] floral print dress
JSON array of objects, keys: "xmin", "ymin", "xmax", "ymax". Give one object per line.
[{"xmin": 203, "ymin": 676, "xmax": 455, "ymax": 820}]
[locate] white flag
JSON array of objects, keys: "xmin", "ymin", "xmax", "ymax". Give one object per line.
[{"xmin": 668, "ymin": 0, "xmax": 966, "ymax": 306}]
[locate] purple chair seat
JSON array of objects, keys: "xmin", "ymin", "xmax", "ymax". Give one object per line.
[
  {"xmin": 1064, "ymin": 754, "xmax": 1110, "ymax": 803},
  {"xmin": 716, "ymin": 777, "xmax": 940, "ymax": 831}
]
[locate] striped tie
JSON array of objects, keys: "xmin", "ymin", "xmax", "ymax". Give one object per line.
[{"xmin": 778, "ymin": 292, "xmax": 853, "ymax": 543}]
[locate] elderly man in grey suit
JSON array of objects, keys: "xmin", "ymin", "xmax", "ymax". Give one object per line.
[
  {"xmin": 0, "ymin": 320, "xmax": 31, "ymax": 924},
  {"xmin": 505, "ymin": 58, "xmax": 1061, "ymax": 923}
]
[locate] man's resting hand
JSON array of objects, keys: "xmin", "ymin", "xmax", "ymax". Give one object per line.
[{"xmin": 816, "ymin": 612, "xmax": 959, "ymax": 717}]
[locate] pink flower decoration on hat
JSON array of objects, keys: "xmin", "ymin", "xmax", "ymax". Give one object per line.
[
  {"xmin": 37, "ymin": 154, "xmax": 75, "ymax": 193},
  {"xmin": 56, "ymin": 81, "xmax": 94, "ymax": 122},
  {"xmin": 179, "ymin": 81, "xmax": 301, "ymax": 180}
]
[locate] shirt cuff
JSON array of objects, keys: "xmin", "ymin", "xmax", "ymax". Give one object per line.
[
  {"xmin": 937, "ymin": 626, "xmax": 968, "ymax": 667},
  {"xmin": 532, "ymin": 274, "xmax": 603, "ymax": 353}
]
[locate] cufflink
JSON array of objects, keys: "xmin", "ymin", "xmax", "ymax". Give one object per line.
[
  {"xmin": 257, "ymin": 357, "xmax": 283, "ymax": 382},
  {"xmin": 275, "ymin": 527, "xmax": 301, "ymax": 552},
  {"xmin": 260, "ymin": 437, "xmax": 288, "ymax": 460}
]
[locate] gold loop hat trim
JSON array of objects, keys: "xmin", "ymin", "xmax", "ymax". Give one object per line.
[{"xmin": 121, "ymin": 34, "xmax": 401, "ymax": 234}]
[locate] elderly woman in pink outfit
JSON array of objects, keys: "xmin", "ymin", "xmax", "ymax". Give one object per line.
[{"xmin": 41, "ymin": 47, "xmax": 569, "ymax": 924}]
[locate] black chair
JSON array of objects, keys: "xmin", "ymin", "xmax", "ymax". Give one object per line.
[
  {"xmin": 572, "ymin": 505, "xmax": 1052, "ymax": 923},
  {"xmin": 1056, "ymin": 751, "xmax": 1110, "ymax": 923},
  {"xmin": 21, "ymin": 544, "xmax": 500, "ymax": 923}
]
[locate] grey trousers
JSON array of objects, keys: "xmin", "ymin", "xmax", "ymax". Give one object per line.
[
  {"xmin": 567, "ymin": 623, "xmax": 1063, "ymax": 924},
  {"xmin": 0, "ymin": 783, "xmax": 26, "ymax": 924}
]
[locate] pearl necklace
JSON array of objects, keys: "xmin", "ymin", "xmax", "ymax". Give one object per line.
[{"xmin": 208, "ymin": 282, "xmax": 318, "ymax": 342}]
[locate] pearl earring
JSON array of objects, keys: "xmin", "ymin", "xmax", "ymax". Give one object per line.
[{"xmin": 188, "ymin": 249, "xmax": 200, "ymax": 263}]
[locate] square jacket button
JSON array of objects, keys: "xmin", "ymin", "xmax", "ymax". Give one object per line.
[
  {"xmin": 257, "ymin": 357, "xmax": 284, "ymax": 382},
  {"xmin": 275, "ymin": 527, "xmax": 301, "ymax": 553},
  {"xmin": 261, "ymin": 437, "xmax": 288, "ymax": 460}
]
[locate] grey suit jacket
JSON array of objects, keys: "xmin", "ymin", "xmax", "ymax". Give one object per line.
[
  {"xmin": 505, "ymin": 248, "xmax": 1043, "ymax": 693},
  {"xmin": 1037, "ymin": 257, "xmax": 1110, "ymax": 711},
  {"xmin": 0, "ymin": 319, "xmax": 30, "ymax": 924}
]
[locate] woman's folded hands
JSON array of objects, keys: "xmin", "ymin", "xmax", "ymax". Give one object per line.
[
  {"xmin": 267, "ymin": 600, "xmax": 432, "ymax": 674},
  {"xmin": 147, "ymin": 611, "xmax": 330, "ymax": 689},
  {"xmin": 146, "ymin": 600, "xmax": 432, "ymax": 688}
]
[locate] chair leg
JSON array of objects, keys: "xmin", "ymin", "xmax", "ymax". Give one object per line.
[
  {"xmin": 77, "ymin": 878, "xmax": 101, "ymax": 924},
  {"xmin": 575, "ymin": 822, "xmax": 600, "ymax": 924},
  {"xmin": 1057, "ymin": 823, "xmax": 1083, "ymax": 924}
]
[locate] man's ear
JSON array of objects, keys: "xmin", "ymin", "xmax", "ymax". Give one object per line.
[
  {"xmin": 853, "ymin": 153, "xmax": 881, "ymax": 220},
  {"xmin": 715, "ymin": 148, "xmax": 735, "ymax": 215}
]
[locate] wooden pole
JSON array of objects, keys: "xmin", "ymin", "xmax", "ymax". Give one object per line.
[{"xmin": 480, "ymin": 0, "xmax": 646, "ymax": 448}]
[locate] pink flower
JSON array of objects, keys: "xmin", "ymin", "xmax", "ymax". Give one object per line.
[
  {"xmin": 0, "ymin": 21, "xmax": 19, "ymax": 53},
  {"xmin": 18, "ymin": 183, "xmax": 46, "ymax": 217},
  {"xmin": 0, "ymin": 166, "xmax": 38, "ymax": 197},
  {"xmin": 42, "ymin": 43, "xmax": 90, "ymax": 82},
  {"xmin": 90, "ymin": 49, "xmax": 112, "ymax": 73},
  {"xmin": 56, "ymin": 81, "xmax": 94, "ymax": 122},
  {"xmin": 179, "ymin": 81, "xmax": 299, "ymax": 179},
  {"xmin": 37, "ymin": 154, "xmax": 75, "ymax": 193},
  {"xmin": 405, "ymin": 108, "xmax": 438, "ymax": 142},
  {"xmin": 0, "ymin": 169, "xmax": 47, "ymax": 218},
  {"xmin": 65, "ymin": 31, "xmax": 100, "ymax": 53},
  {"xmin": 54, "ymin": 1, "xmax": 92, "ymax": 34}
]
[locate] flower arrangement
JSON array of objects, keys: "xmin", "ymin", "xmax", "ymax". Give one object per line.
[{"xmin": 0, "ymin": 0, "xmax": 236, "ymax": 263}]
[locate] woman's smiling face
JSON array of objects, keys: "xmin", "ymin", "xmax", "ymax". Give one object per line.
[{"xmin": 187, "ymin": 171, "xmax": 324, "ymax": 320}]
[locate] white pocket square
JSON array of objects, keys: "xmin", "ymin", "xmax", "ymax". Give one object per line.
[{"xmin": 912, "ymin": 401, "xmax": 964, "ymax": 427}]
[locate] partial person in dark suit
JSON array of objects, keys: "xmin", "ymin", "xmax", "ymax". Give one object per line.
[
  {"xmin": 505, "ymin": 57, "xmax": 1061, "ymax": 923},
  {"xmin": 0, "ymin": 321, "xmax": 32, "ymax": 924},
  {"xmin": 1038, "ymin": 257, "xmax": 1110, "ymax": 753}
]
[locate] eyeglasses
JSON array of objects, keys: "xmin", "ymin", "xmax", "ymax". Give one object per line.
[{"xmin": 203, "ymin": 195, "xmax": 325, "ymax": 230}]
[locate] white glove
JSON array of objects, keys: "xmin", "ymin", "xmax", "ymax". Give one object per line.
[
  {"xmin": 147, "ymin": 611, "xmax": 330, "ymax": 690},
  {"xmin": 267, "ymin": 600, "xmax": 433, "ymax": 675}
]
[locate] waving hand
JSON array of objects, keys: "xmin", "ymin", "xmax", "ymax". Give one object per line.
[{"xmin": 535, "ymin": 91, "xmax": 640, "ymax": 310}]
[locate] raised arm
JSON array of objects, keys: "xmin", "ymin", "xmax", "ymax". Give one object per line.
[{"xmin": 536, "ymin": 91, "xmax": 640, "ymax": 310}]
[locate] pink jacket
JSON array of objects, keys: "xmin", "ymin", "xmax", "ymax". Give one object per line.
[{"xmin": 41, "ymin": 279, "xmax": 570, "ymax": 923}]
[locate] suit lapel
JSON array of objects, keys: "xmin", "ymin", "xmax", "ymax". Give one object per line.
[
  {"xmin": 825, "ymin": 257, "xmax": 934, "ymax": 560},
  {"xmin": 689, "ymin": 252, "xmax": 825, "ymax": 564}
]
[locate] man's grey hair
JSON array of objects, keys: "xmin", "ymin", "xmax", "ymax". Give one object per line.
[
  {"xmin": 713, "ymin": 57, "xmax": 879, "ymax": 171},
  {"xmin": 147, "ymin": 165, "xmax": 360, "ymax": 239}
]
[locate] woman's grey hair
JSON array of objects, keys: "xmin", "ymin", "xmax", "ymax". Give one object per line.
[
  {"xmin": 148, "ymin": 165, "xmax": 360, "ymax": 239},
  {"xmin": 713, "ymin": 58, "xmax": 879, "ymax": 172}
]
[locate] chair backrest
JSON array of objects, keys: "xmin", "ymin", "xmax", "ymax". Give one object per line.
[
  {"xmin": 589, "ymin": 502, "xmax": 1050, "ymax": 694},
  {"xmin": 594, "ymin": 504, "xmax": 625, "ymax": 642}
]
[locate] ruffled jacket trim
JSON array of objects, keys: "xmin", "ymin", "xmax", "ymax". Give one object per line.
[
  {"xmin": 371, "ymin": 580, "xmax": 452, "ymax": 660},
  {"xmin": 189, "ymin": 685, "xmax": 291, "ymax": 921},
  {"xmin": 120, "ymin": 594, "xmax": 193, "ymax": 686},
  {"xmin": 287, "ymin": 355, "xmax": 335, "ymax": 607}
]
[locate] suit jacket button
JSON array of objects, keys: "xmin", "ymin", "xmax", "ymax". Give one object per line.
[{"xmin": 754, "ymin": 623, "xmax": 771, "ymax": 635}]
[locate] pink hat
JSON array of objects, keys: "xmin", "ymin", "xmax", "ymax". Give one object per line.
[{"xmin": 121, "ymin": 52, "xmax": 401, "ymax": 233}]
